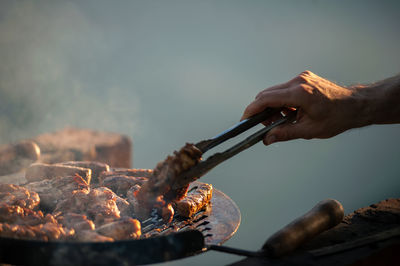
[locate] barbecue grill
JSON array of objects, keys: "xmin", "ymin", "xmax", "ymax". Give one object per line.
[
  {"xmin": 0, "ymin": 108, "xmax": 347, "ymax": 265},
  {"xmin": 0, "ymin": 181, "xmax": 241, "ymax": 265}
]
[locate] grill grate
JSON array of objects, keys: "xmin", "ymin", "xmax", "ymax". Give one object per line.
[
  {"xmin": 141, "ymin": 208, "xmax": 212, "ymax": 239},
  {"xmin": 138, "ymin": 181, "xmax": 241, "ymax": 246},
  {"xmin": 0, "ymin": 181, "xmax": 240, "ymax": 265}
]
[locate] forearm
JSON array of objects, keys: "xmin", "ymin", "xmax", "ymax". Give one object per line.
[{"xmin": 354, "ymin": 74, "xmax": 400, "ymax": 126}]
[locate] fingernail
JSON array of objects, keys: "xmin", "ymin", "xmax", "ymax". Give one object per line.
[{"xmin": 266, "ymin": 135, "xmax": 276, "ymax": 145}]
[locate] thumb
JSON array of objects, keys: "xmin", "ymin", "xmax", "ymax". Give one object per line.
[{"xmin": 263, "ymin": 122, "xmax": 305, "ymax": 145}]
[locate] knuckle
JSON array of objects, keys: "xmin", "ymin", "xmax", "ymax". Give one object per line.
[
  {"xmin": 295, "ymin": 73, "xmax": 309, "ymax": 84},
  {"xmin": 292, "ymin": 70, "xmax": 315, "ymax": 84},
  {"xmin": 301, "ymin": 70, "xmax": 313, "ymax": 76},
  {"xmin": 295, "ymin": 83, "xmax": 313, "ymax": 96}
]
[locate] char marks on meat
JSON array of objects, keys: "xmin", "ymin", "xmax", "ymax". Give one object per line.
[
  {"xmin": 0, "ymin": 184, "xmax": 40, "ymax": 209},
  {"xmin": 0, "ymin": 203, "xmax": 74, "ymax": 241},
  {"xmin": 0, "ymin": 203, "xmax": 44, "ymax": 226},
  {"xmin": 24, "ymin": 174, "xmax": 89, "ymax": 211},
  {"xmin": 0, "ymin": 222, "xmax": 74, "ymax": 241},
  {"xmin": 25, "ymin": 163, "xmax": 92, "ymax": 184},
  {"xmin": 99, "ymin": 168, "xmax": 153, "ymax": 179},
  {"xmin": 101, "ymin": 175, "xmax": 147, "ymax": 196},
  {"xmin": 135, "ymin": 143, "xmax": 202, "ymax": 219},
  {"xmin": 59, "ymin": 161, "xmax": 110, "ymax": 184},
  {"xmin": 55, "ymin": 187, "xmax": 121, "ymax": 226},
  {"xmin": 96, "ymin": 217, "xmax": 141, "ymax": 240},
  {"xmin": 0, "ymin": 154, "xmax": 213, "ymax": 242},
  {"xmin": 177, "ymin": 183, "xmax": 213, "ymax": 218},
  {"xmin": 57, "ymin": 213, "xmax": 95, "ymax": 232}
]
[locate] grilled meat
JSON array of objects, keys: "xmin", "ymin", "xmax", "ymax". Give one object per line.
[
  {"xmin": 24, "ymin": 174, "xmax": 89, "ymax": 211},
  {"xmin": 96, "ymin": 217, "xmax": 141, "ymax": 240},
  {"xmin": 161, "ymin": 203, "xmax": 174, "ymax": 223},
  {"xmin": 25, "ymin": 163, "xmax": 92, "ymax": 184},
  {"xmin": 0, "ymin": 183, "xmax": 40, "ymax": 209},
  {"xmin": 0, "ymin": 222, "xmax": 74, "ymax": 241},
  {"xmin": 0, "ymin": 203, "xmax": 72, "ymax": 241},
  {"xmin": 101, "ymin": 175, "xmax": 147, "ymax": 196},
  {"xmin": 0, "ymin": 203, "xmax": 44, "ymax": 226},
  {"xmin": 57, "ymin": 213, "xmax": 95, "ymax": 232},
  {"xmin": 74, "ymin": 229, "xmax": 114, "ymax": 242},
  {"xmin": 177, "ymin": 184, "xmax": 212, "ymax": 218},
  {"xmin": 59, "ymin": 161, "xmax": 110, "ymax": 184},
  {"xmin": 135, "ymin": 143, "xmax": 202, "ymax": 218},
  {"xmin": 115, "ymin": 195, "xmax": 132, "ymax": 217},
  {"xmin": 126, "ymin": 184, "xmax": 140, "ymax": 215},
  {"xmin": 55, "ymin": 187, "xmax": 121, "ymax": 226},
  {"xmin": 86, "ymin": 187, "xmax": 121, "ymax": 225},
  {"xmin": 99, "ymin": 168, "xmax": 153, "ymax": 180},
  {"xmin": 0, "ymin": 156, "xmax": 213, "ymax": 243},
  {"xmin": 53, "ymin": 189, "xmax": 90, "ymax": 215}
]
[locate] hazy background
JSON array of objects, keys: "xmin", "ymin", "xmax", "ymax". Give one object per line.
[{"xmin": 1, "ymin": 1, "xmax": 399, "ymax": 265}]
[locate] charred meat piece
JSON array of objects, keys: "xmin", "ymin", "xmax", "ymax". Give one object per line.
[
  {"xmin": 0, "ymin": 203, "xmax": 44, "ymax": 226},
  {"xmin": 0, "ymin": 222, "xmax": 74, "ymax": 241},
  {"xmin": 99, "ymin": 168, "xmax": 153, "ymax": 180},
  {"xmin": 57, "ymin": 213, "xmax": 95, "ymax": 232},
  {"xmin": 101, "ymin": 175, "xmax": 147, "ymax": 196},
  {"xmin": 74, "ymin": 230, "xmax": 114, "ymax": 242},
  {"xmin": 161, "ymin": 203, "xmax": 174, "ymax": 224},
  {"xmin": 59, "ymin": 161, "xmax": 110, "ymax": 184},
  {"xmin": 24, "ymin": 174, "xmax": 89, "ymax": 211},
  {"xmin": 177, "ymin": 184, "xmax": 212, "ymax": 218},
  {"xmin": 136, "ymin": 143, "xmax": 202, "ymax": 218},
  {"xmin": 115, "ymin": 195, "xmax": 132, "ymax": 217},
  {"xmin": 86, "ymin": 187, "xmax": 121, "ymax": 226},
  {"xmin": 0, "ymin": 183, "xmax": 40, "ymax": 209},
  {"xmin": 96, "ymin": 217, "xmax": 141, "ymax": 240},
  {"xmin": 126, "ymin": 184, "xmax": 141, "ymax": 216},
  {"xmin": 53, "ymin": 189, "xmax": 90, "ymax": 215},
  {"xmin": 25, "ymin": 163, "xmax": 92, "ymax": 184},
  {"xmin": 55, "ymin": 187, "xmax": 121, "ymax": 226}
]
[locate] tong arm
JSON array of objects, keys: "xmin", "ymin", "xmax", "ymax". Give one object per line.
[
  {"xmin": 173, "ymin": 110, "xmax": 296, "ymax": 189},
  {"xmin": 195, "ymin": 108, "xmax": 281, "ymax": 153}
]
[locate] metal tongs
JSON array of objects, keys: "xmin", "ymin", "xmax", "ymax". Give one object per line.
[{"xmin": 174, "ymin": 108, "xmax": 297, "ymax": 188}]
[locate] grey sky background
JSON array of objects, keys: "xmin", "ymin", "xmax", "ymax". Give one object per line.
[{"xmin": 1, "ymin": 1, "xmax": 400, "ymax": 265}]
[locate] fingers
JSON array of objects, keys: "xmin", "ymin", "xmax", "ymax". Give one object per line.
[
  {"xmin": 255, "ymin": 80, "xmax": 293, "ymax": 100},
  {"xmin": 241, "ymin": 88, "xmax": 298, "ymax": 121},
  {"xmin": 262, "ymin": 120, "xmax": 311, "ymax": 145}
]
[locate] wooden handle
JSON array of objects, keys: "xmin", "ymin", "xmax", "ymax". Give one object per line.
[{"xmin": 262, "ymin": 199, "xmax": 344, "ymax": 257}]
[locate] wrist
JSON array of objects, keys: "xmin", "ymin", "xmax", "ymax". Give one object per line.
[
  {"xmin": 350, "ymin": 84, "xmax": 380, "ymax": 127},
  {"xmin": 351, "ymin": 75, "xmax": 400, "ymax": 126}
]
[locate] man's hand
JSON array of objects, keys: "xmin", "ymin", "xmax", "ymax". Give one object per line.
[{"xmin": 241, "ymin": 71, "xmax": 366, "ymax": 145}]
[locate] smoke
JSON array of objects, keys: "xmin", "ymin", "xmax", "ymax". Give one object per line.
[{"xmin": 0, "ymin": 0, "xmax": 141, "ymax": 144}]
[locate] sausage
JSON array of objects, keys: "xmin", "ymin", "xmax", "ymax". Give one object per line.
[{"xmin": 176, "ymin": 183, "xmax": 212, "ymax": 218}]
